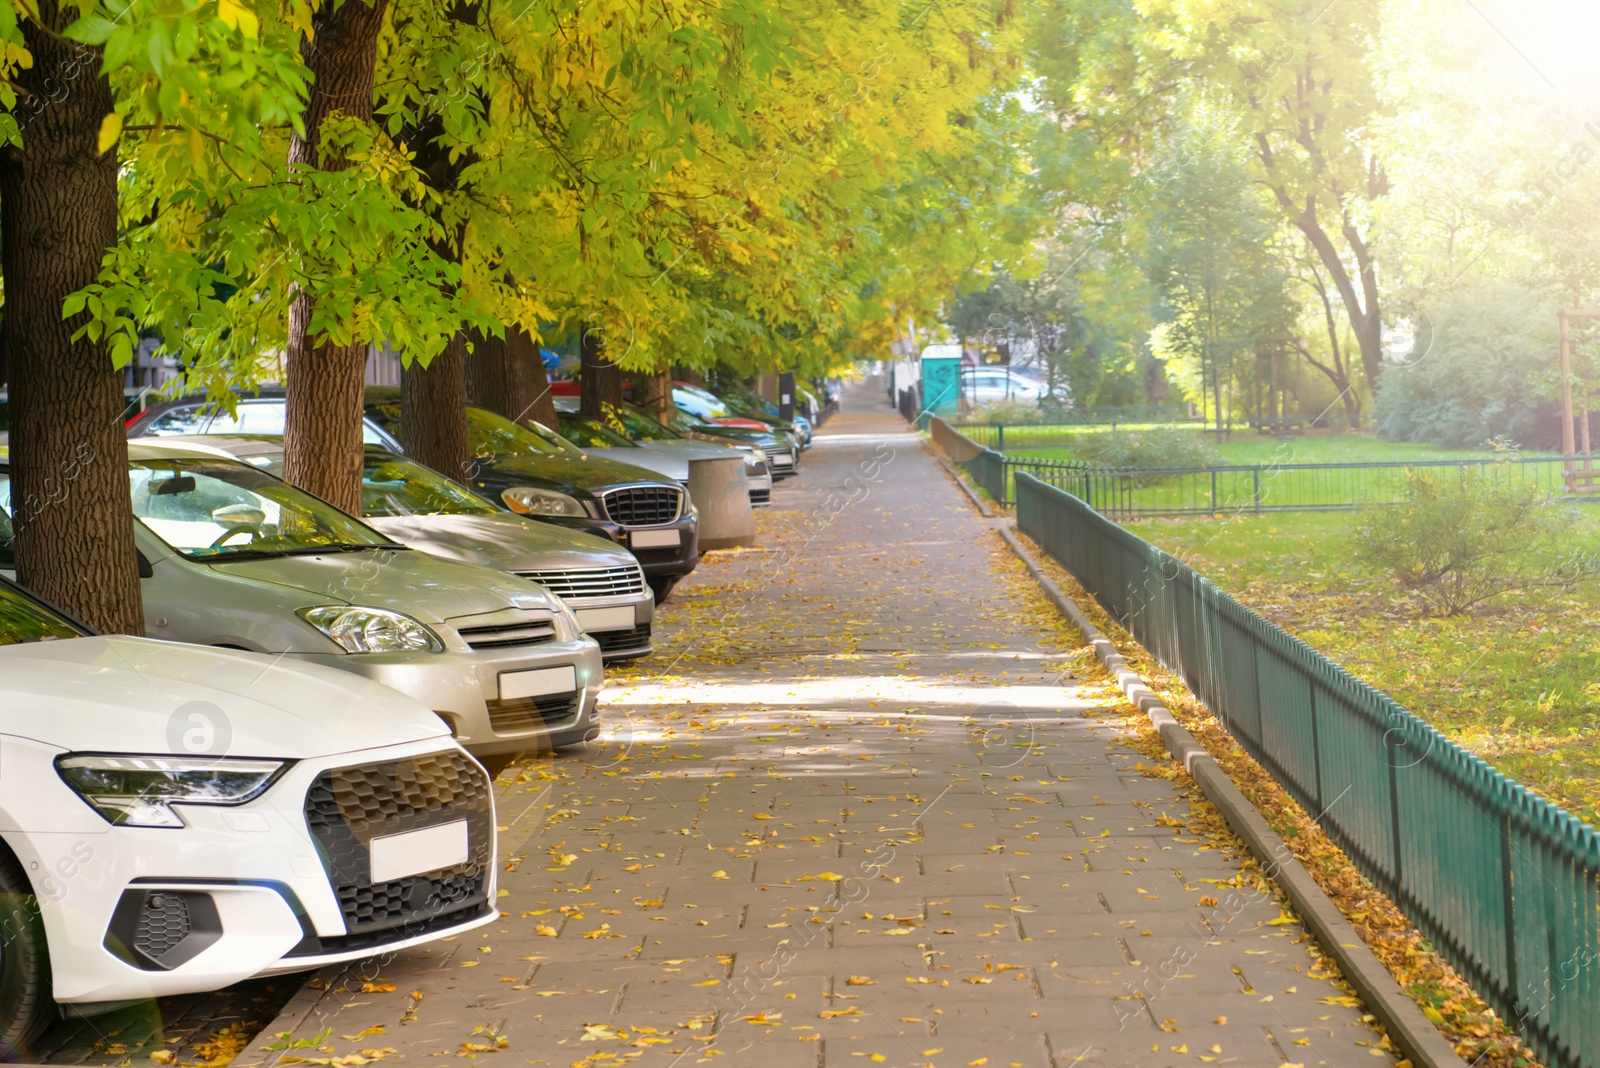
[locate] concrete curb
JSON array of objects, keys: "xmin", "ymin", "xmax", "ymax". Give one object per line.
[
  {"xmin": 995, "ymin": 524, "xmax": 1463, "ymax": 1068},
  {"xmin": 932, "ymin": 454, "xmax": 995, "ymax": 518}
]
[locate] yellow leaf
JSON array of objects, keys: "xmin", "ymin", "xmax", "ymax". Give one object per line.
[
  {"xmin": 712, "ymin": 870, "xmax": 729, "ymax": 880},
  {"xmin": 817, "ymin": 872, "xmax": 843, "ymax": 881},
  {"xmin": 967, "ymin": 1060, "xmax": 988, "ymax": 1066},
  {"xmin": 96, "ymin": 112, "xmax": 121, "ymax": 156},
  {"xmin": 692, "ymin": 980, "xmax": 720, "ymax": 987},
  {"xmin": 216, "ymin": 0, "xmax": 261, "ymax": 37},
  {"xmin": 535, "ymin": 925, "xmax": 557, "ymax": 937}
]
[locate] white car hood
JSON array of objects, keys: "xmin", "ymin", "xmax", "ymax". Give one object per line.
[{"xmin": 0, "ymin": 636, "xmax": 450, "ymax": 758}]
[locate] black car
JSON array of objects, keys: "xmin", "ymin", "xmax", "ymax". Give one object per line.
[{"xmin": 125, "ymin": 389, "xmax": 700, "ymax": 599}]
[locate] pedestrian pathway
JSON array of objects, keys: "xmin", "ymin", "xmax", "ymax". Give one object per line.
[{"xmin": 250, "ymin": 383, "xmax": 1396, "ymax": 1068}]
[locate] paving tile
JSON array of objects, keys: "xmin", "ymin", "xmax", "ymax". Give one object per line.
[{"xmin": 234, "ymin": 387, "xmax": 1395, "ymax": 1068}]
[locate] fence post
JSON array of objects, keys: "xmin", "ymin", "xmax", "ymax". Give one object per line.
[
  {"xmin": 1385, "ymin": 729, "xmax": 1405, "ymax": 895},
  {"xmin": 997, "ymin": 424, "xmax": 1004, "ymax": 451},
  {"xmin": 1499, "ymin": 806, "xmax": 1520, "ymax": 1021},
  {"xmin": 1253, "ymin": 467, "xmax": 1262, "ymax": 513},
  {"xmin": 1210, "ymin": 470, "xmax": 1218, "ymax": 513},
  {"xmin": 1082, "ymin": 472, "xmax": 1092, "ymax": 509}
]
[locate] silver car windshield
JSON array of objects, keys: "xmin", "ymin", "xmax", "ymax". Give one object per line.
[{"xmin": 129, "ymin": 459, "xmax": 395, "ymax": 560}]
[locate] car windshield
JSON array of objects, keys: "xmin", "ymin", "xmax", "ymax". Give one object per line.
[
  {"xmin": 614, "ymin": 406, "xmax": 681, "ymax": 441},
  {"xmin": 670, "ymin": 389, "xmax": 733, "ymax": 420},
  {"xmin": 556, "ymin": 415, "xmax": 636, "ymax": 449},
  {"xmin": 359, "ymin": 455, "xmax": 499, "ymax": 518},
  {"xmin": 367, "ymin": 402, "xmax": 568, "ymax": 459},
  {"xmin": 127, "ymin": 459, "xmax": 395, "ymax": 559},
  {"xmin": 0, "ymin": 581, "xmax": 82, "ymax": 645}
]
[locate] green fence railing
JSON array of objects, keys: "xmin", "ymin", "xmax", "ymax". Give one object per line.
[{"xmin": 1014, "ymin": 470, "xmax": 1600, "ymax": 1068}]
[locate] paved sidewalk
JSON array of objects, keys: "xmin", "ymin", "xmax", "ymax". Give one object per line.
[{"xmin": 252, "ymin": 383, "xmax": 1395, "ymax": 1068}]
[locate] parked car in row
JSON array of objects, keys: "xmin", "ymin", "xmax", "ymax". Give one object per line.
[
  {"xmin": 546, "ymin": 381, "xmax": 799, "ymax": 479},
  {"xmin": 962, "ymin": 366, "xmax": 1046, "ymax": 406},
  {"xmin": 658, "ymin": 403, "xmax": 799, "ymax": 478},
  {"xmin": 0, "ymin": 574, "xmax": 498, "ymax": 1048},
  {"xmin": 181, "ymin": 436, "xmax": 657, "ymax": 660},
  {"xmin": 693, "ymin": 380, "xmax": 814, "ymax": 447},
  {"xmin": 126, "ymin": 388, "xmax": 701, "ymax": 602},
  {"xmin": 0, "ymin": 441, "xmax": 606, "ymax": 771},
  {"xmin": 550, "ymin": 401, "xmax": 774, "ymax": 506}
]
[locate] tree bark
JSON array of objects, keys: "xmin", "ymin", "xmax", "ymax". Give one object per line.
[
  {"xmin": 400, "ymin": 112, "xmax": 470, "ymax": 480},
  {"xmin": 578, "ymin": 322, "xmax": 621, "ymax": 420},
  {"xmin": 0, "ymin": 4, "xmax": 143, "ymax": 635},
  {"xmin": 633, "ymin": 362, "xmax": 673, "ymax": 425},
  {"xmin": 467, "ymin": 326, "xmax": 555, "ymax": 429},
  {"xmin": 281, "ymin": 0, "xmax": 389, "ymax": 516}
]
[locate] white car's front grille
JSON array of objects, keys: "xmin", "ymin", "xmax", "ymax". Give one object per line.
[
  {"xmin": 516, "ymin": 564, "xmax": 646, "ymax": 600},
  {"xmin": 301, "ymin": 750, "xmax": 491, "ymax": 939}
]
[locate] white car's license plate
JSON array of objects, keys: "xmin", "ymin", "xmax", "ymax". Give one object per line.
[
  {"xmin": 576, "ymin": 606, "xmax": 635, "ymax": 632},
  {"xmin": 630, "ymin": 529, "xmax": 680, "ymax": 548},
  {"xmin": 500, "ymin": 665, "xmax": 577, "ymax": 700},
  {"xmin": 369, "ymin": 820, "xmax": 469, "ymax": 882}
]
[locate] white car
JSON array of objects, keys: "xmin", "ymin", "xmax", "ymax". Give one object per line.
[
  {"xmin": 0, "ymin": 576, "xmax": 496, "ymax": 1050},
  {"xmin": 962, "ymin": 367, "xmax": 1046, "ymax": 406}
]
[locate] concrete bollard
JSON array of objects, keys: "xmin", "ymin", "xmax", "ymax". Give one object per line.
[{"xmin": 688, "ymin": 456, "xmax": 756, "ymax": 550}]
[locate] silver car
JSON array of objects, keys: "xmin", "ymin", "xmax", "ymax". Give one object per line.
[
  {"xmin": 173, "ymin": 435, "xmax": 657, "ymax": 661},
  {"xmin": 0, "ymin": 441, "xmax": 605, "ymax": 773},
  {"xmin": 552, "ymin": 398, "xmax": 773, "ymax": 505}
]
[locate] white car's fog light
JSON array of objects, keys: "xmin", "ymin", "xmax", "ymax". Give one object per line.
[
  {"xmin": 298, "ymin": 606, "xmax": 444, "ymax": 653},
  {"xmin": 57, "ymin": 755, "xmax": 288, "ymax": 828}
]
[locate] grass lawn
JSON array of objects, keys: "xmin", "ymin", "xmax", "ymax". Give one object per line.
[
  {"xmin": 993, "ymin": 427, "xmax": 1556, "ymax": 466},
  {"xmin": 1121, "ymin": 511, "xmax": 1600, "ymax": 826}
]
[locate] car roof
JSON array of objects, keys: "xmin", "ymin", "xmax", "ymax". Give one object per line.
[{"xmin": 126, "ymin": 438, "xmax": 249, "ymax": 463}]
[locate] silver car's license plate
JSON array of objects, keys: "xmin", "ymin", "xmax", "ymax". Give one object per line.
[
  {"xmin": 500, "ymin": 665, "xmax": 577, "ymax": 700},
  {"xmin": 630, "ymin": 529, "xmax": 680, "ymax": 548},
  {"xmin": 576, "ymin": 606, "xmax": 635, "ymax": 632},
  {"xmin": 369, "ymin": 820, "xmax": 469, "ymax": 882}
]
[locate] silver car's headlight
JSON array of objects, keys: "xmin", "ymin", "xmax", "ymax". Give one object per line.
[
  {"xmin": 502, "ymin": 486, "xmax": 588, "ymax": 517},
  {"xmin": 298, "ymin": 605, "xmax": 444, "ymax": 653},
  {"xmin": 57, "ymin": 755, "xmax": 287, "ymax": 828}
]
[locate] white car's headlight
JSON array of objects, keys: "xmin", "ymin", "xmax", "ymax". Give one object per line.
[
  {"xmin": 298, "ymin": 605, "xmax": 444, "ymax": 653},
  {"xmin": 502, "ymin": 486, "xmax": 588, "ymax": 517},
  {"xmin": 748, "ymin": 446, "xmax": 768, "ymax": 463},
  {"xmin": 57, "ymin": 755, "xmax": 287, "ymax": 828}
]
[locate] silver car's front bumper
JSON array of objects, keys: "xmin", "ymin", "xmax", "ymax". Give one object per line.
[{"xmin": 293, "ymin": 634, "xmax": 604, "ymax": 758}]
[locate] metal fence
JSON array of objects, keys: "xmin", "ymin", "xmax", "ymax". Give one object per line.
[
  {"xmin": 1015, "ymin": 471, "xmax": 1600, "ymax": 1068},
  {"xmin": 1027, "ymin": 456, "xmax": 1584, "ymax": 517}
]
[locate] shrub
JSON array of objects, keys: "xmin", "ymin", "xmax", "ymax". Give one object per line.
[
  {"xmin": 953, "ymin": 399, "xmax": 1046, "ymax": 425},
  {"xmin": 1373, "ymin": 281, "xmax": 1561, "ymax": 449},
  {"xmin": 1350, "ymin": 469, "xmax": 1596, "ymax": 616},
  {"xmin": 1072, "ymin": 427, "xmax": 1217, "ymax": 471}
]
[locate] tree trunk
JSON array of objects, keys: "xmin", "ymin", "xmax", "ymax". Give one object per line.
[
  {"xmin": 402, "ymin": 332, "xmax": 469, "ymax": 480},
  {"xmin": 578, "ymin": 322, "xmax": 621, "ymax": 420},
  {"xmin": 0, "ymin": 6, "xmax": 142, "ymax": 635},
  {"xmin": 281, "ymin": 0, "xmax": 389, "ymax": 516},
  {"xmin": 466, "ymin": 327, "xmax": 556, "ymax": 428},
  {"xmin": 633, "ymin": 362, "xmax": 673, "ymax": 425},
  {"xmin": 400, "ymin": 111, "xmax": 470, "ymax": 480}
]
